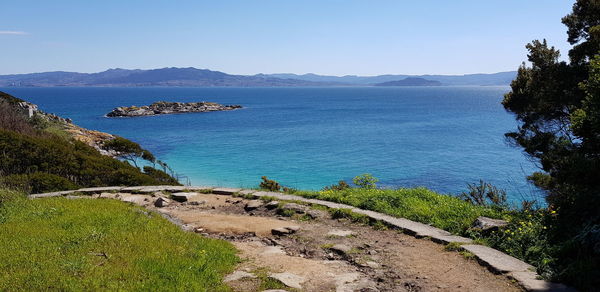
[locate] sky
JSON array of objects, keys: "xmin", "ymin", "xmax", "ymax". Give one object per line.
[{"xmin": 1, "ymin": 0, "xmax": 575, "ymax": 76}]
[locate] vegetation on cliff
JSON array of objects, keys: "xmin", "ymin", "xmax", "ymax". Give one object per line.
[
  {"xmin": 0, "ymin": 91, "xmax": 179, "ymax": 193},
  {"xmin": 0, "ymin": 189, "xmax": 238, "ymax": 290}
]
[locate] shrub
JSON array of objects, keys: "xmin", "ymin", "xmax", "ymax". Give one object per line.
[
  {"xmin": 352, "ymin": 173, "xmax": 378, "ymax": 189},
  {"xmin": 2, "ymin": 172, "xmax": 79, "ymax": 194},
  {"xmin": 459, "ymin": 180, "xmax": 507, "ymax": 208},
  {"xmin": 143, "ymin": 166, "xmax": 180, "ymax": 185},
  {"xmin": 322, "ymin": 180, "xmax": 350, "ymax": 191},
  {"xmin": 484, "ymin": 210, "xmax": 554, "ymax": 278},
  {"xmin": 259, "ymin": 176, "xmax": 281, "ymax": 191}
]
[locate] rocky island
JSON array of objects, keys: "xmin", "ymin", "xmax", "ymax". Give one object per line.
[{"xmin": 106, "ymin": 101, "xmax": 242, "ymax": 117}]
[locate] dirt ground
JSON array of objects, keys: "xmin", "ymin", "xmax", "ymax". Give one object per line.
[{"xmin": 99, "ymin": 191, "xmax": 522, "ymax": 292}]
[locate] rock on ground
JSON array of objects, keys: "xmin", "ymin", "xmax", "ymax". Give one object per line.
[
  {"xmin": 171, "ymin": 192, "xmax": 197, "ymax": 202},
  {"xmin": 154, "ymin": 197, "xmax": 170, "ymax": 207},
  {"xmin": 268, "ymin": 272, "xmax": 306, "ymax": 289},
  {"xmin": 281, "ymin": 203, "xmax": 307, "ymax": 213},
  {"xmin": 330, "ymin": 244, "xmax": 352, "ymax": 255},
  {"xmin": 327, "ymin": 230, "xmax": 355, "ymax": 237},
  {"xmin": 224, "ymin": 271, "xmax": 257, "ymax": 282},
  {"xmin": 472, "ymin": 216, "xmax": 508, "ymax": 231},
  {"xmin": 271, "ymin": 226, "xmax": 300, "ymax": 236},
  {"xmin": 244, "ymin": 200, "xmax": 263, "ymax": 211}
]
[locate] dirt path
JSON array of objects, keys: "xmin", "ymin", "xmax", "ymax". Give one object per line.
[{"xmin": 97, "ymin": 191, "xmax": 522, "ymax": 292}]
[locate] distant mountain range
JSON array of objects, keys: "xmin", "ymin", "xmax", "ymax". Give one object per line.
[
  {"xmin": 374, "ymin": 77, "xmax": 442, "ymax": 87},
  {"xmin": 0, "ymin": 67, "xmax": 516, "ymax": 87},
  {"xmin": 261, "ymin": 71, "xmax": 516, "ymax": 86}
]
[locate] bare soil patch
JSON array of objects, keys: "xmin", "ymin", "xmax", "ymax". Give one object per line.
[{"xmin": 95, "ymin": 191, "xmax": 522, "ymax": 292}]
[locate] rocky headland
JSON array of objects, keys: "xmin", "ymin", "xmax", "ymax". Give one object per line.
[
  {"xmin": 6, "ymin": 95, "xmax": 118, "ymax": 156},
  {"xmin": 106, "ymin": 101, "xmax": 242, "ymax": 117}
]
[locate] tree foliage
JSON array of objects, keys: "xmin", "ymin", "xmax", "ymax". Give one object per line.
[
  {"xmin": 102, "ymin": 137, "xmax": 155, "ymax": 167},
  {"xmin": 259, "ymin": 176, "xmax": 281, "ymax": 191},
  {"xmin": 502, "ymin": 1, "xmax": 600, "ymax": 288},
  {"xmin": 352, "ymin": 173, "xmax": 378, "ymax": 189}
]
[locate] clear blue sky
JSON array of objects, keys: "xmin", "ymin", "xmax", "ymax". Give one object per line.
[{"xmin": 1, "ymin": 0, "xmax": 574, "ymax": 76}]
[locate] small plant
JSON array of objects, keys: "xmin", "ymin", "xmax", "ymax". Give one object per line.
[
  {"xmin": 322, "ymin": 180, "xmax": 350, "ymax": 191},
  {"xmin": 329, "ymin": 208, "xmax": 370, "ymax": 225},
  {"xmin": 299, "ymin": 214, "xmax": 313, "ymax": 221},
  {"xmin": 352, "ymin": 174, "xmax": 378, "ymax": 189},
  {"xmin": 372, "ymin": 220, "xmax": 388, "ymax": 230},
  {"xmin": 282, "ymin": 186, "xmax": 297, "ymax": 193},
  {"xmin": 444, "ymin": 242, "xmax": 464, "ymax": 252},
  {"xmin": 460, "ymin": 251, "xmax": 476, "ymax": 260},
  {"xmin": 258, "ymin": 196, "xmax": 277, "ymax": 202},
  {"xmin": 242, "ymin": 193, "xmax": 256, "ymax": 200},
  {"xmin": 259, "ymin": 176, "xmax": 281, "ymax": 191},
  {"xmin": 459, "ymin": 180, "xmax": 507, "ymax": 208},
  {"xmin": 320, "ymin": 243, "xmax": 334, "ymax": 249},
  {"xmin": 276, "ymin": 208, "xmax": 296, "ymax": 217}
]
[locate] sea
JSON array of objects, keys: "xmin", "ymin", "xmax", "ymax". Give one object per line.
[{"xmin": 1, "ymin": 86, "xmax": 542, "ymax": 202}]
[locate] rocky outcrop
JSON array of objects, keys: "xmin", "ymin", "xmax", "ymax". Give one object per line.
[
  {"xmin": 3, "ymin": 94, "xmax": 116, "ymax": 156},
  {"xmin": 63, "ymin": 123, "xmax": 117, "ymax": 156},
  {"xmin": 106, "ymin": 101, "xmax": 242, "ymax": 117},
  {"xmin": 472, "ymin": 216, "xmax": 508, "ymax": 231}
]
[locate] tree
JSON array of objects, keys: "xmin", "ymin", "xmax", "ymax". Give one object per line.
[
  {"xmin": 102, "ymin": 137, "xmax": 155, "ymax": 168},
  {"xmin": 502, "ymin": 0, "xmax": 600, "ymax": 288}
]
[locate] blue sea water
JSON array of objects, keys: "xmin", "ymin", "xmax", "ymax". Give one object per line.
[{"xmin": 1, "ymin": 86, "xmax": 541, "ymax": 201}]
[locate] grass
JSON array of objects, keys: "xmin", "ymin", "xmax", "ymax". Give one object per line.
[
  {"xmin": 276, "ymin": 208, "xmax": 296, "ymax": 217},
  {"xmin": 252, "ymin": 268, "xmax": 291, "ymax": 291},
  {"xmin": 329, "ymin": 208, "xmax": 371, "ymax": 225},
  {"xmin": 444, "ymin": 242, "xmax": 465, "ymax": 252},
  {"xmin": 320, "ymin": 243, "xmax": 335, "ymax": 249},
  {"xmin": 301, "ymin": 187, "xmax": 507, "ymax": 235},
  {"xmin": 0, "ymin": 189, "xmax": 239, "ymax": 291}
]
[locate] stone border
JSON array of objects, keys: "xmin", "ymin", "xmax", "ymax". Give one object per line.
[{"xmin": 30, "ymin": 186, "xmax": 574, "ymax": 292}]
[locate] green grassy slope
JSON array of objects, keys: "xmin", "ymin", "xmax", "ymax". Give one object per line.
[
  {"xmin": 0, "ymin": 190, "xmax": 238, "ymax": 291},
  {"xmin": 300, "ymin": 187, "xmax": 506, "ymax": 234}
]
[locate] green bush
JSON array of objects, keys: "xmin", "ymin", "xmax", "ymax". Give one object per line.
[
  {"xmin": 352, "ymin": 173, "xmax": 378, "ymax": 189},
  {"xmin": 0, "ymin": 128, "xmax": 180, "ymax": 193},
  {"xmin": 143, "ymin": 166, "xmax": 180, "ymax": 185},
  {"xmin": 259, "ymin": 176, "xmax": 281, "ymax": 191},
  {"xmin": 322, "ymin": 180, "xmax": 350, "ymax": 191},
  {"xmin": 2, "ymin": 172, "xmax": 79, "ymax": 193}
]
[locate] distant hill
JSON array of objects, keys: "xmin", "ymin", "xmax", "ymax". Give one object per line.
[
  {"xmin": 0, "ymin": 67, "xmax": 517, "ymax": 87},
  {"xmin": 375, "ymin": 77, "xmax": 442, "ymax": 86},
  {"xmin": 262, "ymin": 71, "xmax": 517, "ymax": 86},
  {"xmin": 0, "ymin": 67, "xmax": 325, "ymax": 87}
]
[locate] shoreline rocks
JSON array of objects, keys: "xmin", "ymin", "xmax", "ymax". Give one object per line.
[{"xmin": 106, "ymin": 101, "xmax": 242, "ymax": 117}]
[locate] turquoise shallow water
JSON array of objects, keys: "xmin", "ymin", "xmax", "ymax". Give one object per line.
[{"xmin": 1, "ymin": 86, "xmax": 540, "ymax": 200}]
